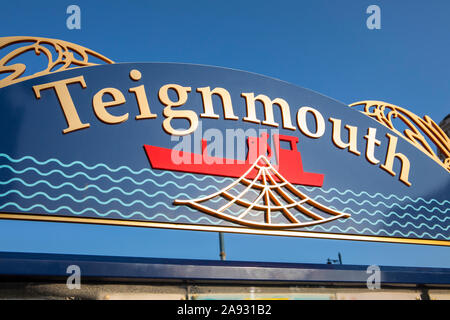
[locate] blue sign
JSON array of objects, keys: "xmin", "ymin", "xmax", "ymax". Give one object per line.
[{"xmin": 0, "ymin": 37, "xmax": 449, "ymax": 246}]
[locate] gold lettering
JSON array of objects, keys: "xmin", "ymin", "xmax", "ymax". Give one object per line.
[
  {"xmin": 129, "ymin": 69, "xmax": 142, "ymax": 81},
  {"xmin": 296, "ymin": 106, "xmax": 325, "ymax": 138},
  {"xmin": 380, "ymin": 133, "xmax": 412, "ymax": 186},
  {"xmin": 242, "ymin": 93, "xmax": 296, "ymax": 130},
  {"xmin": 197, "ymin": 87, "xmax": 238, "ymax": 120},
  {"xmin": 92, "ymin": 88, "xmax": 128, "ymax": 124},
  {"xmin": 33, "ymin": 76, "xmax": 90, "ymax": 134},
  {"xmin": 329, "ymin": 118, "xmax": 361, "ymax": 156},
  {"xmin": 364, "ymin": 127, "xmax": 381, "ymax": 164},
  {"xmin": 129, "ymin": 85, "xmax": 157, "ymax": 120},
  {"xmin": 159, "ymin": 84, "xmax": 198, "ymax": 136},
  {"xmin": 128, "ymin": 69, "xmax": 156, "ymax": 120}
]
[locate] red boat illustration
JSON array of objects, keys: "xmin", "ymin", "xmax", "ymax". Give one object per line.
[{"xmin": 143, "ymin": 133, "xmax": 324, "ymax": 187}]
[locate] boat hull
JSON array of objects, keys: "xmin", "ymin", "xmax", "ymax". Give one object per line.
[{"xmin": 143, "ymin": 144, "xmax": 324, "ymax": 187}]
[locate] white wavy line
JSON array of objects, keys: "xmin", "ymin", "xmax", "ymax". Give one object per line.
[
  {"xmin": 312, "ymin": 195, "xmax": 449, "ymax": 211},
  {"xmin": 299, "ymin": 187, "xmax": 450, "ymax": 206},
  {"xmin": 0, "ymin": 153, "xmax": 233, "ymax": 184},
  {"xmin": 0, "ymin": 189, "xmax": 202, "ymax": 211},
  {"xmin": 0, "ymin": 202, "xmax": 221, "ymax": 224},
  {"xmin": 0, "ymin": 165, "xmax": 220, "ymax": 192}
]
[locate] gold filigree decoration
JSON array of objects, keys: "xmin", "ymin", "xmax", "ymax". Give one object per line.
[
  {"xmin": 349, "ymin": 100, "xmax": 450, "ymax": 172},
  {"xmin": 0, "ymin": 36, "xmax": 114, "ymax": 88}
]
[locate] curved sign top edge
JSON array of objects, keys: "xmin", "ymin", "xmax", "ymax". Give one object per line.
[{"xmin": 0, "ymin": 36, "xmax": 449, "ymax": 246}]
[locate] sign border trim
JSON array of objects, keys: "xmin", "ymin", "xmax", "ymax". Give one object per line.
[{"xmin": 1, "ymin": 212, "xmax": 449, "ymax": 247}]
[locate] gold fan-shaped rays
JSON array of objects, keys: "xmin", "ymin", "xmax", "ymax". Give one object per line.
[
  {"xmin": 0, "ymin": 36, "xmax": 114, "ymax": 88},
  {"xmin": 174, "ymin": 155, "xmax": 350, "ymax": 229}
]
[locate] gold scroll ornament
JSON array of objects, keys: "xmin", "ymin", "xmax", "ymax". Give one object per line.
[
  {"xmin": 350, "ymin": 100, "xmax": 450, "ymax": 172},
  {"xmin": 0, "ymin": 36, "xmax": 114, "ymax": 89}
]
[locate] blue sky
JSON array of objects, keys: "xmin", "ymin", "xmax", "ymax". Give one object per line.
[{"xmin": 0, "ymin": 0, "xmax": 449, "ymax": 267}]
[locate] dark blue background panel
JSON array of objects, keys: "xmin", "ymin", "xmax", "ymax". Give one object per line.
[{"xmin": 0, "ymin": 63, "xmax": 448, "ymax": 245}]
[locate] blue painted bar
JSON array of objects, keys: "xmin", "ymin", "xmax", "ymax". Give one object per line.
[{"xmin": 0, "ymin": 252, "xmax": 449, "ymax": 286}]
